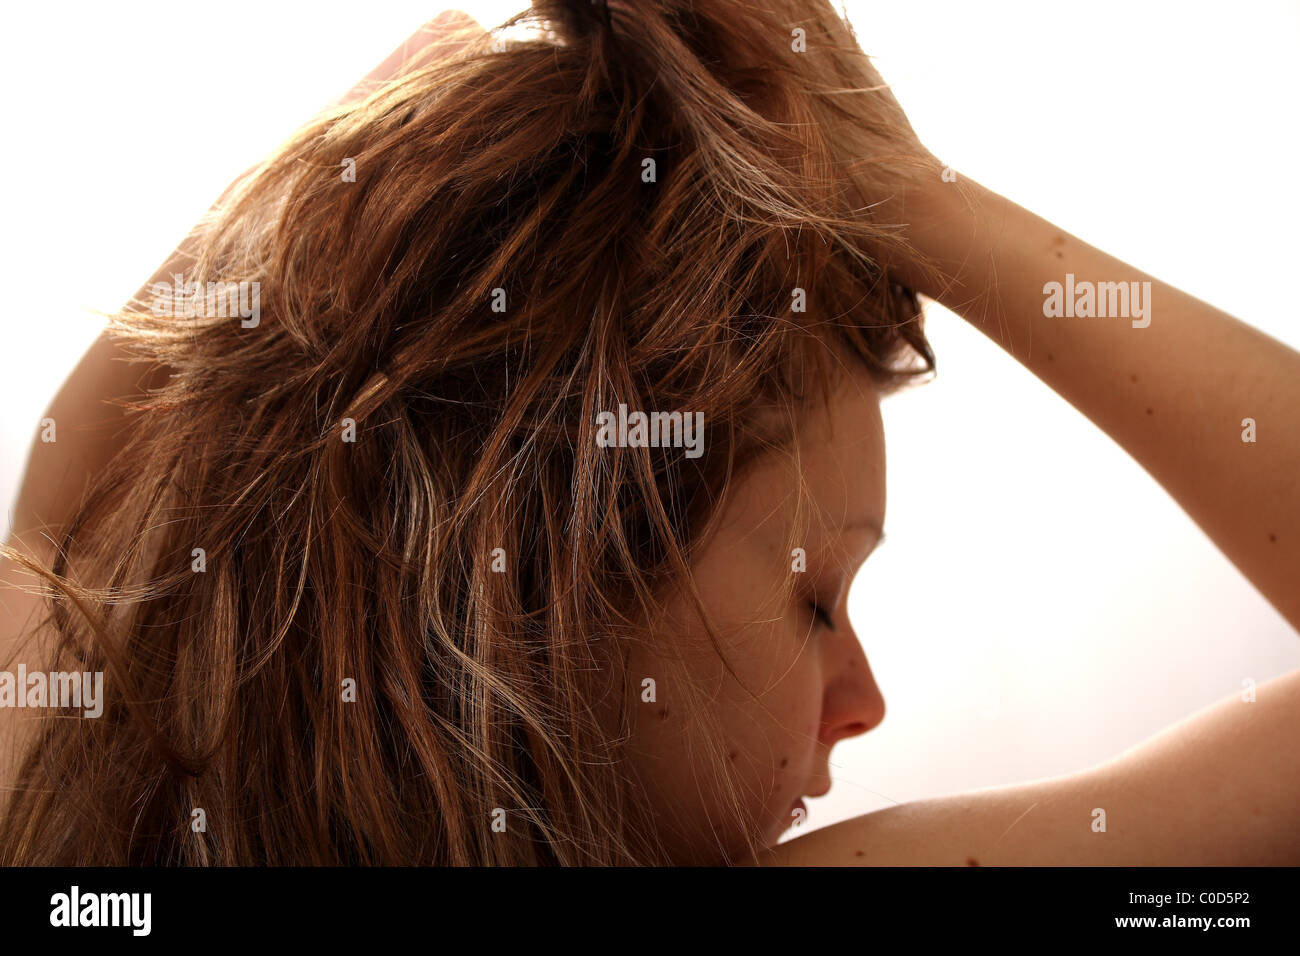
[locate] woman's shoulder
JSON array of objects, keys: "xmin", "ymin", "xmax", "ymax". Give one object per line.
[{"xmin": 758, "ymin": 670, "xmax": 1300, "ymax": 866}]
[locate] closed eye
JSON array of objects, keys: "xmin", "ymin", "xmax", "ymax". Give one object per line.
[{"xmin": 809, "ymin": 602, "xmax": 835, "ymax": 631}]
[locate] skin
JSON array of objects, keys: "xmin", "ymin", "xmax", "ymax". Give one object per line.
[
  {"xmin": 4, "ymin": 8, "xmax": 1300, "ymax": 865},
  {"xmin": 623, "ymin": 368, "xmax": 889, "ymax": 863}
]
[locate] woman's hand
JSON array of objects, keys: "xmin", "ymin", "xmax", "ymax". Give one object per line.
[
  {"xmin": 226, "ymin": 11, "xmax": 488, "ymax": 205},
  {"xmin": 325, "ymin": 9, "xmax": 487, "ymax": 111},
  {"xmin": 766, "ymin": 1, "xmax": 950, "ymax": 289}
]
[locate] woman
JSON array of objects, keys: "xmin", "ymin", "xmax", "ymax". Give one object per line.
[{"xmin": 1, "ymin": 0, "xmax": 1296, "ymax": 866}]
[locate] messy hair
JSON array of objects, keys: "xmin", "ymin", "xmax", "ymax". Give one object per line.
[{"xmin": 1, "ymin": 0, "xmax": 932, "ymax": 864}]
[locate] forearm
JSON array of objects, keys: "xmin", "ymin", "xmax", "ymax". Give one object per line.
[{"xmin": 898, "ymin": 176, "xmax": 1300, "ymax": 631}]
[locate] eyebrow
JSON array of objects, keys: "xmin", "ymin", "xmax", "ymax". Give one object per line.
[
  {"xmin": 839, "ymin": 517, "xmax": 886, "ymax": 541},
  {"xmin": 825, "ymin": 517, "xmax": 887, "ymax": 564}
]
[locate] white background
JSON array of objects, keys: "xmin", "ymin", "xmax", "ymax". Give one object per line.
[{"xmin": 1, "ymin": 1, "xmax": 1296, "ymax": 839}]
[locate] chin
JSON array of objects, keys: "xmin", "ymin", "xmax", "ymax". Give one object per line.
[{"xmin": 763, "ymin": 811, "xmax": 799, "ymax": 847}]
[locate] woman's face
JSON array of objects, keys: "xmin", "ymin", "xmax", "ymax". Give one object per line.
[{"xmin": 624, "ymin": 367, "xmax": 889, "ymax": 863}]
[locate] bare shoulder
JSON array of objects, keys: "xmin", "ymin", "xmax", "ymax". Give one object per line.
[
  {"xmin": 758, "ymin": 773, "xmax": 1084, "ymax": 866},
  {"xmin": 758, "ymin": 670, "xmax": 1300, "ymax": 866}
]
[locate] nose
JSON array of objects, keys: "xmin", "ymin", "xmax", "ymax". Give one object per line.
[{"xmin": 819, "ymin": 625, "xmax": 886, "ymax": 748}]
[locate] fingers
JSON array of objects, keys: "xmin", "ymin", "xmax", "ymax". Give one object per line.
[
  {"xmin": 385, "ymin": 10, "xmax": 488, "ymax": 79},
  {"xmin": 336, "ymin": 10, "xmax": 489, "ymax": 109}
]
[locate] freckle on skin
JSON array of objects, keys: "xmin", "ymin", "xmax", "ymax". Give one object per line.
[
  {"xmin": 1046, "ymin": 352, "xmax": 1054, "ymax": 362},
  {"xmin": 779, "ymin": 757, "xmax": 788, "ymax": 768},
  {"xmin": 1130, "ymin": 373, "xmax": 1138, "ymax": 383},
  {"xmin": 855, "ymin": 850, "xmax": 864, "ymax": 857},
  {"xmin": 966, "ymin": 857, "xmax": 980, "ymax": 867},
  {"xmin": 658, "ymin": 707, "xmax": 669, "ymax": 720},
  {"xmin": 728, "ymin": 751, "xmax": 737, "ymax": 762},
  {"xmin": 1146, "ymin": 407, "xmax": 1153, "ymax": 416},
  {"xmin": 1269, "ymin": 533, "xmax": 1277, "ymax": 543}
]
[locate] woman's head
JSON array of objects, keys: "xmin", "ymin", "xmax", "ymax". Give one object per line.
[
  {"xmin": 621, "ymin": 363, "xmax": 891, "ymax": 863},
  {"xmin": 1, "ymin": 0, "xmax": 931, "ymax": 864}
]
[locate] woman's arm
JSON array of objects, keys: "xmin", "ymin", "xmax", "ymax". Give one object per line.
[
  {"xmin": 760, "ymin": 138, "xmax": 1300, "ymax": 865},
  {"xmin": 891, "ymin": 172, "xmax": 1300, "ymax": 632},
  {"xmin": 0, "ymin": 9, "xmax": 487, "ymax": 787}
]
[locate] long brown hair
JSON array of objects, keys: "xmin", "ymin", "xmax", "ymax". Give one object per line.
[{"xmin": 1, "ymin": 0, "xmax": 933, "ymax": 864}]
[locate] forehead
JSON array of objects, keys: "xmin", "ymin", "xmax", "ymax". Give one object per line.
[{"xmin": 713, "ymin": 369, "xmax": 887, "ymax": 552}]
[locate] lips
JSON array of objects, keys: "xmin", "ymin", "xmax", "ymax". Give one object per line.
[
  {"xmin": 787, "ymin": 779, "xmax": 829, "ymax": 828},
  {"xmin": 790, "ymin": 784, "xmax": 829, "ymax": 817}
]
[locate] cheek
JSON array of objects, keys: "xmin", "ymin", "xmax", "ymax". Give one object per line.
[
  {"xmin": 725, "ymin": 645, "xmax": 824, "ymax": 840},
  {"xmin": 624, "ymin": 615, "xmax": 825, "ymax": 858}
]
